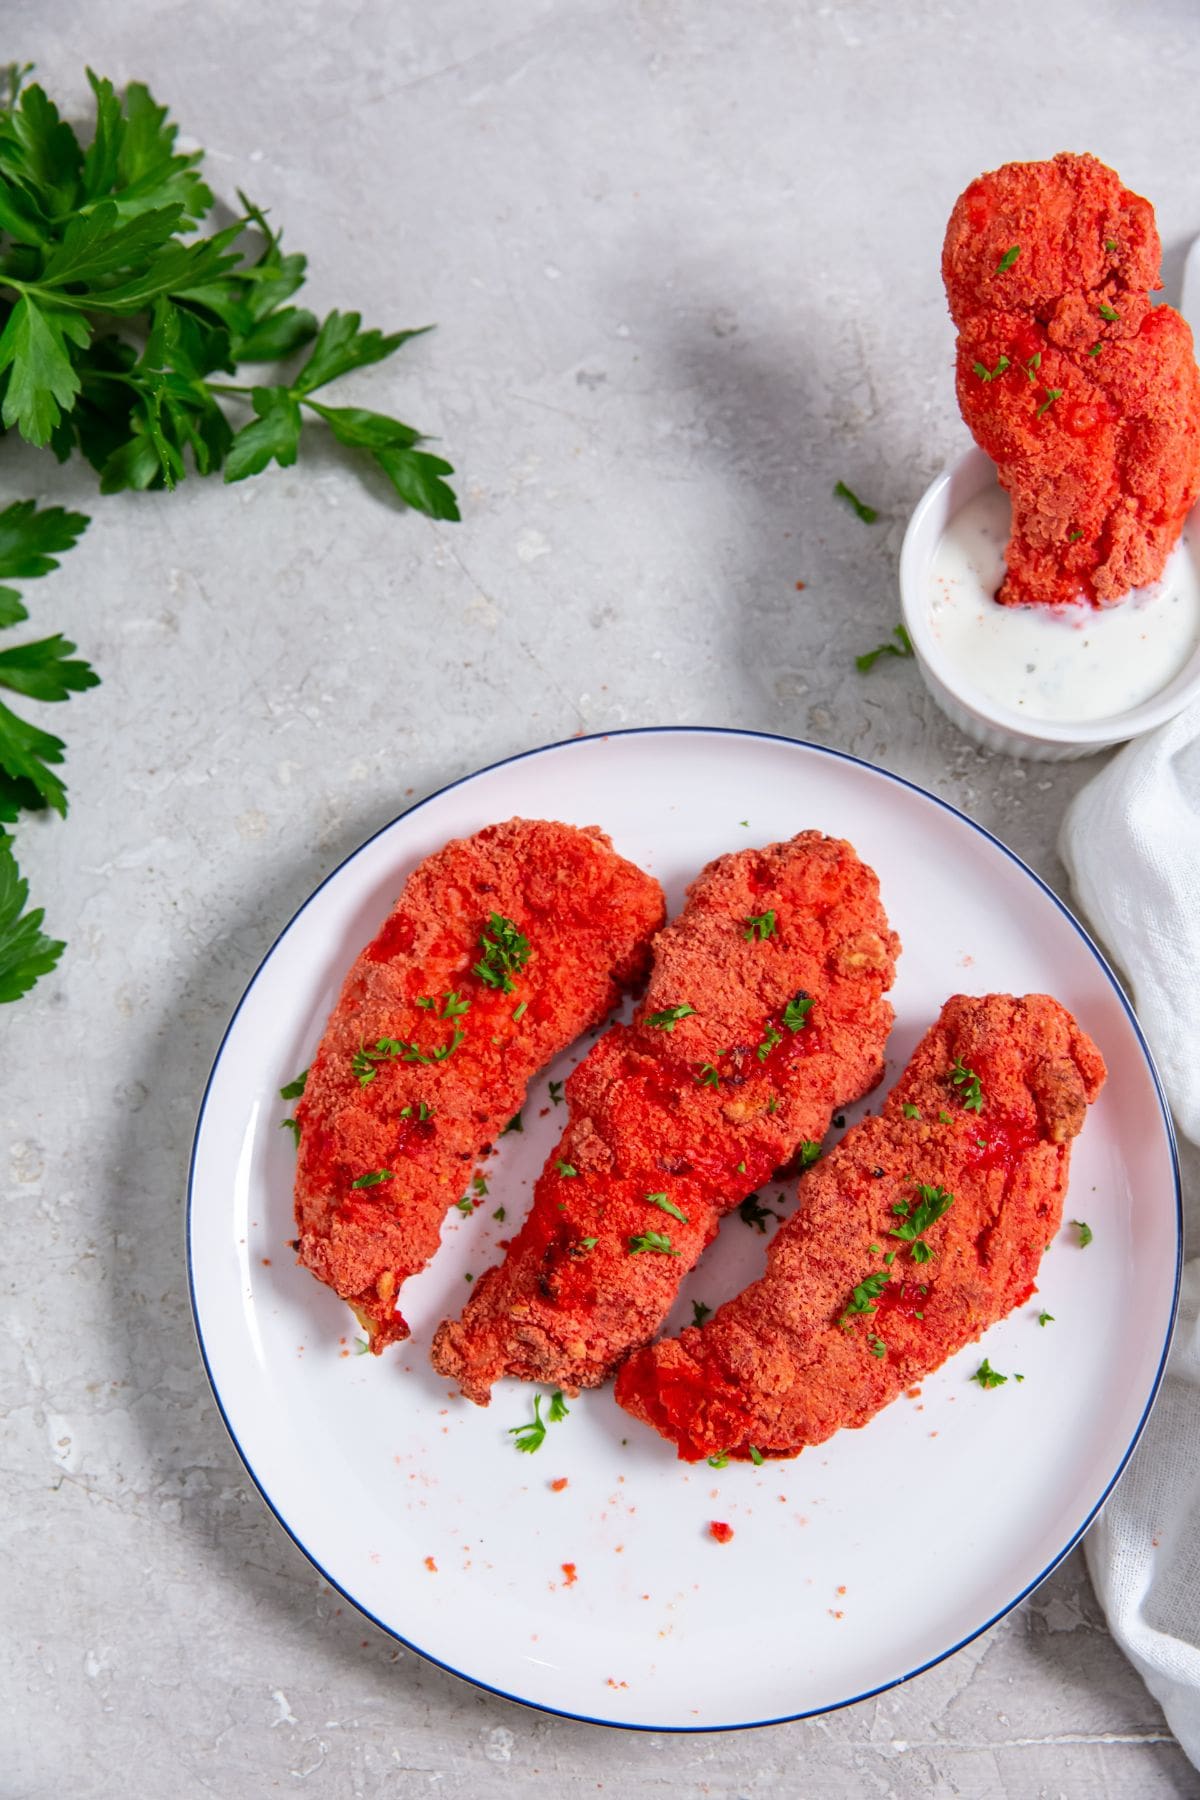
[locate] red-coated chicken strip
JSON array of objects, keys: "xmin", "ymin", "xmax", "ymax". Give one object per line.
[
  {"xmin": 292, "ymin": 819, "xmax": 665, "ymax": 1349},
  {"xmin": 431, "ymin": 832, "xmax": 899, "ymax": 1402},
  {"xmin": 943, "ymin": 152, "xmax": 1200, "ymax": 606},
  {"xmin": 615, "ymin": 994, "xmax": 1106, "ymax": 1460}
]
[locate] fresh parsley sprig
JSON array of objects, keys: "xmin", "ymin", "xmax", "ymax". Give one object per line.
[
  {"xmin": 0, "ymin": 68, "xmax": 458, "ymax": 517},
  {"xmin": 473, "ymin": 913, "xmax": 530, "ymax": 994},
  {"xmin": 0, "ymin": 498, "xmax": 94, "ymax": 1000}
]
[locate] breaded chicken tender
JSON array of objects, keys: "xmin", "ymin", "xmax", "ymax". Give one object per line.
[
  {"xmin": 943, "ymin": 152, "xmax": 1200, "ymax": 606},
  {"xmin": 615, "ymin": 994, "xmax": 1106, "ymax": 1461},
  {"xmin": 293, "ymin": 819, "xmax": 665, "ymax": 1349},
  {"xmin": 430, "ymin": 832, "xmax": 899, "ymax": 1402}
]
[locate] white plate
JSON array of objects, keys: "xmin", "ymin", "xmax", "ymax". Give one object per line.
[{"xmin": 188, "ymin": 728, "xmax": 1180, "ymax": 1732}]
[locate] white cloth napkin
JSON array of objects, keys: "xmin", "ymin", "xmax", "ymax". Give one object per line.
[{"xmin": 1059, "ymin": 696, "xmax": 1200, "ymax": 1767}]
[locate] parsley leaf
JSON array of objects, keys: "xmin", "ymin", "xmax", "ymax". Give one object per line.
[
  {"xmin": 971, "ymin": 1358, "xmax": 1008, "ymax": 1389},
  {"xmin": 739, "ymin": 1193, "xmax": 775, "ymax": 1233},
  {"xmin": 0, "ymin": 830, "xmax": 63, "ymax": 999},
  {"xmin": 890, "ymin": 1182, "xmax": 954, "ymax": 1247},
  {"xmin": 1038, "ymin": 1310, "xmax": 1055, "ymax": 1326},
  {"xmin": 352, "ymin": 1170, "xmax": 394, "ymax": 1189},
  {"xmin": 696, "ymin": 1062, "xmax": 721, "ymax": 1088},
  {"xmin": 707, "ymin": 1452, "xmax": 730, "ymax": 1469},
  {"xmin": 645, "ymin": 1002, "xmax": 696, "ymax": 1031},
  {"xmin": 279, "ymin": 1068, "xmax": 308, "ymax": 1100},
  {"xmin": 799, "ymin": 1140, "xmax": 822, "ymax": 1168},
  {"xmin": 509, "ymin": 1394, "xmax": 547, "ymax": 1453},
  {"xmin": 996, "ymin": 245, "xmax": 1021, "ymax": 273},
  {"xmin": 756, "ymin": 1023, "xmax": 783, "ymax": 1061},
  {"xmin": 628, "ymin": 1229, "xmax": 679, "ymax": 1256},
  {"xmin": 972, "ymin": 355, "xmax": 1010, "ymax": 382},
  {"xmin": 223, "ymin": 385, "xmax": 301, "ymax": 480},
  {"xmin": 279, "ymin": 1117, "xmax": 300, "ymax": 1146},
  {"xmin": 1072, "ymin": 1219, "xmax": 1093, "ymax": 1248},
  {"xmin": 548, "ymin": 1079, "xmax": 563, "ymax": 1105},
  {"xmin": 556, "ymin": 1159, "xmax": 578, "ymax": 1178},
  {"xmin": 473, "ymin": 912, "xmax": 530, "ymax": 993},
  {"xmin": 856, "ymin": 624, "xmax": 913, "ymax": 673},
  {"xmin": 645, "ymin": 1191, "xmax": 689, "ymax": 1224},
  {"xmin": 839, "ymin": 1269, "xmax": 890, "ymax": 1326},
  {"xmin": 691, "ymin": 1300, "xmax": 711, "ymax": 1327},
  {"xmin": 783, "ymin": 992, "xmax": 814, "ymax": 1032},
  {"xmin": 834, "ymin": 479, "xmax": 878, "ymax": 523},
  {"xmin": 743, "ymin": 909, "xmax": 776, "ymax": 941},
  {"xmin": 950, "ymin": 1055, "xmax": 984, "ymax": 1111},
  {"xmin": 547, "ymin": 1390, "xmax": 570, "ymax": 1423}
]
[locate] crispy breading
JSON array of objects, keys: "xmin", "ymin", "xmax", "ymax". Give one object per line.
[
  {"xmin": 293, "ymin": 819, "xmax": 665, "ymax": 1348},
  {"xmin": 430, "ymin": 832, "xmax": 899, "ymax": 1402},
  {"xmin": 615, "ymin": 994, "xmax": 1106, "ymax": 1461},
  {"xmin": 943, "ymin": 152, "xmax": 1200, "ymax": 606}
]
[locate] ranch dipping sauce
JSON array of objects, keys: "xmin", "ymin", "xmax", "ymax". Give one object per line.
[{"xmin": 928, "ymin": 486, "xmax": 1200, "ymax": 723}]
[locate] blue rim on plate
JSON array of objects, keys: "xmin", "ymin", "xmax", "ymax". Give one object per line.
[{"xmin": 186, "ymin": 725, "xmax": 1183, "ymax": 1733}]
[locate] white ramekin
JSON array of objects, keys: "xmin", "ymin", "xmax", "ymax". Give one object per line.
[{"xmin": 898, "ymin": 446, "xmax": 1200, "ymax": 761}]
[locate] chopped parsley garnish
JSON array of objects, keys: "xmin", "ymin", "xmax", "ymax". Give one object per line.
[
  {"xmin": 353, "ymin": 1170, "xmax": 394, "ymax": 1188},
  {"xmin": 1099, "ymin": 303, "xmax": 1119, "ymax": 322},
  {"xmin": 866, "ymin": 1335, "xmax": 887, "ymax": 1359},
  {"xmin": 756, "ymin": 1023, "xmax": 783, "ymax": 1061},
  {"xmin": 280, "ymin": 1117, "xmax": 300, "ymax": 1145},
  {"xmin": 890, "ymin": 1182, "xmax": 954, "ymax": 1251},
  {"xmin": 1036, "ymin": 389, "xmax": 1064, "ymax": 418},
  {"xmin": 1067, "ymin": 530, "xmax": 1083, "ymax": 542},
  {"xmin": 548, "ymin": 1390, "xmax": 569, "ymax": 1423},
  {"xmin": 902, "ymin": 1102, "xmax": 922, "ymax": 1121},
  {"xmin": 950, "ymin": 1056, "xmax": 984, "ymax": 1112},
  {"xmin": 1087, "ymin": 342, "xmax": 1103, "ymax": 357},
  {"xmin": 351, "ymin": 1038, "xmax": 404, "ymax": 1086},
  {"xmin": 571, "ymin": 1236, "xmax": 599, "ymax": 1256},
  {"xmin": 692, "ymin": 1300, "xmax": 712, "ymax": 1327},
  {"xmin": 399, "ymin": 1100, "xmax": 433, "ymax": 1121},
  {"xmin": 629, "ymin": 1229, "xmax": 679, "ymax": 1256},
  {"xmin": 645, "ymin": 1002, "xmax": 696, "ymax": 1031},
  {"xmin": 799, "ymin": 1140, "xmax": 822, "ymax": 1169},
  {"xmin": 512, "ymin": 999, "xmax": 527, "ymax": 1022},
  {"xmin": 856, "ymin": 623, "xmax": 913, "ymax": 673},
  {"xmin": 473, "ymin": 913, "xmax": 530, "ymax": 994},
  {"xmin": 492, "ymin": 1206, "xmax": 506, "ymax": 1222},
  {"xmin": 938, "ymin": 1109, "xmax": 952, "ymax": 1124},
  {"xmin": 749, "ymin": 1445, "xmax": 764, "ymax": 1466},
  {"xmin": 834, "ymin": 479, "xmax": 878, "ymax": 523},
  {"xmin": 1072, "ymin": 1219, "xmax": 1093, "ymax": 1248},
  {"xmin": 971, "ymin": 1358, "xmax": 1007, "ymax": 1389},
  {"xmin": 548, "ymin": 1079, "xmax": 564, "ymax": 1105},
  {"xmin": 783, "ymin": 991, "xmax": 814, "ymax": 1032},
  {"xmin": 707, "ymin": 1452, "xmax": 730, "ymax": 1469},
  {"xmin": 438, "ymin": 990, "xmax": 470, "ymax": 1019},
  {"xmin": 1021, "ymin": 351, "xmax": 1042, "ymax": 380},
  {"xmin": 473, "ymin": 1175, "xmax": 488, "ymax": 1196},
  {"xmin": 868, "ymin": 1242, "xmax": 881, "ymax": 1256},
  {"xmin": 972, "ymin": 355, "xmax": 1010, "ymax": 382},
  {"xmin": 892, "ymin": 1198, "xmax": 911, "ymax": 1218},
  {"xmin": 767, "ymin": 1097, "xmax": 779, "ymax": 1115},
  {"xmin": 739, "ymin": 1193, "xmax": 774, "ymax": 1232},
  {"xmin": 995, "ymin": 244, "xmax": 1020, "ymax": 273},
  {"xmin": 454, "ymin": 1195, "xmax": 475, "ymax": 1214},
  {"xmin": 743, "ymin": 910, "xmax": 776, "ymax": 941},
  {"xmin": 431, "ymin": 1026, "xmax": 466, "ymax": 1062},
  {"xmin": 646, "ymin": 1191, "xmax": 689, "ymax": 1224},
  {"xmin": 1105, "ymin": 238, "xmax": 1118, "ymax": 251},
  {"xmin": 1038, "ymin": 1310, "xmax": 1054, "ymax": 1326},
  {"xmin": 502, "ymin": 1111, "xmax": 523, "ymax": 1135},
  {"xmin": 556, "ymin": 1159, "xmax": 578, "ymax": 1178},
  {"xmin": 839, "ymin": 1270, "xmax": 890, "ymax": 1326},
  {"xmin": 509, "ymin": 1394, "xmax": 548, "ymax": 1453},
  {"xmin": 736, "ymin": 1160, "xmax": 746, "ymax": 1174},
  {"xmin": 697, "ymin": 1062, "xmax": 721, "ymax": 1088},
  {"xmin": 279, "ymin": 1068, "xmax": 308, "ymax": 1100}
]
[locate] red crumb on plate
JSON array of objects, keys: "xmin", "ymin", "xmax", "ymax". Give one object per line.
[
  {"xmin": 423, "ymin": 1556, "xmax": 437, "ymax": 1573},
  {"xmin": 561, "ymin": 1561, "xmax": 578, "ymax": 1586},
  {"xmin": 550, "ymin": 1477, "xmax": 568, "ymax": 1492},
  {"xmin": 709, "ymin": 1521, "xmax": 734, "ymax": 1544}
]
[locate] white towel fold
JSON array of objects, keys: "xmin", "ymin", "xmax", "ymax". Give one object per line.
[{"xmin": 1060, "ymin": 697, "xmax": 1200, "ymax": 1769}]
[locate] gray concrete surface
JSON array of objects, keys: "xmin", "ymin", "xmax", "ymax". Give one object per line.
[{"xmin": 5, "ymin": 1, "xmax": 1200, "ymax": 1793}]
